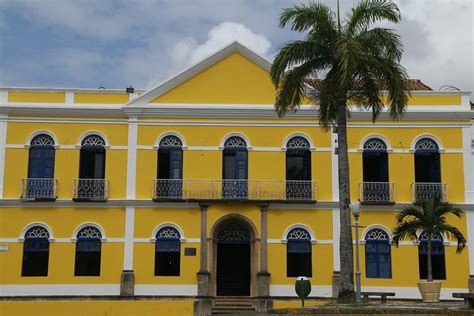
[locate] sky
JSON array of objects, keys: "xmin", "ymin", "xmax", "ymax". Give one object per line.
[{"xmin": 0, "ymin": 0, "xmax": 472, "ymax": 95}]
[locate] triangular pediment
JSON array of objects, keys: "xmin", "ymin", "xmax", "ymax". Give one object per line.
[{"xmin": 128, "ymin": 42, "xmax": 276, "ymax": 105}]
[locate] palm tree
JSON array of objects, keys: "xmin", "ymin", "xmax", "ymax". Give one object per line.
[
  {"xmin": 270, "ymin": 0, "xmax": 410, "ymax": 301},
  {"xmin": 392, "ymin": 195, "xmax": 466, "ymax": 282}
]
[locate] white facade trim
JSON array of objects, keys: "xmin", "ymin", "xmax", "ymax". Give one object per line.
[
  {"xmin": 126, "ymin": 118, "xmax": 138, "ymax": 199},
  {"xmin": 25, "ymin": 130, "xmax": 59, "ymax": 148},
  {"xmin": 151, "ymin": 222, "xmax": 186, "ymax": 242},
  {"xmin": 359, "ymin": 134, "xmax": 393, "ymax": 152},
  {"xmin": 123, "ymin": 206, "xmax": 135, "ymax": 270},
  {"xmin": 0, "ymin": 115, "xmax": 6, "ymax": 198},
  {"xmin": 65, "ymin": 92, "xmax": 74, "ymax": 104},
  {"xmin": 19, "ymin": 222, "xmax": 54, "ymax": 241},
  {"xmin": 0, "ymin": 284, "xmax": 120, "ymax": 296},
  {"xmin": 463, "ymin": 126, "xmax": 474, "ymax": 203},
  {"xmin": 77, "ymin": 130, "xmax": 110, "ymax": 148},
  {"xmin": 134, "ymin": 284, "xmax": 197, "ymax": 296},
  {"xmin": 71, "ymin": 222, "xmax": 107, "ymax": 241},
  {"xmin": 331, "ymin": 132, "xmax": 339, "ymax": 201},
  {"xmin": 270, "ymin": 285, "xmax": 332, "ymax": 297},
  {"xmin": 156, "ymin": 131, "xmax": 187, "ymax": 148},
  {"xmin": 466, "ymin": 211, "xmax": 474, "ymax": 275},
  {"xmin": 332, "ymin": 208, "xmax": 340, "ymax": 271}
]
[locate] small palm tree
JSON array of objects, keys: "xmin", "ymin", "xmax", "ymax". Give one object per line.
[
  {"xmin": 392, "ymin": 195, "xmax": 466, "ymax": 282},
  {"xmin": 271, "ymin": 0, "xmax": 410, "ymax": 300}
]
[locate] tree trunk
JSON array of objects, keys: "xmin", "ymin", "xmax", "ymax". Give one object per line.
[
  {"xmin": 427, "ymin": 235, "xmax": 433, "ymax": 282},
  {"xmin": 336, "ymin": 101, "xmax": 355, "ymax": 302}
]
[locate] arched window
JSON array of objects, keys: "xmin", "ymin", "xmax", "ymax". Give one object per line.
[
  {"xmin": 418, "ymin": 232, "xmax": 446, "ymax": 280},
  {"xmin": 286, "ymin": 137, "xmax": 312, "ymax": 200},
  {"xmin": 222, "ymin": 136, "xmax": 248, "ymax": 199},
  {"xmin": 286, "ymin": 227, "xmax": 312, "ymax": 277},
  {"xmin": 362, "ymin": 139, "xmax": 390, "ymax": 203},
  {"xmin": 156, "ymin": 136, "xmax": 183, "ymax": 199},
  {"xmin": 74, "ymin": 226, "xmax": 102, "ymax": 276},
  {"xmin": 414, "ymin": 138, "xmax": 442, "ymax": 202},
  {"xmin": 21, "ymin": 226, "xmax": 50, "ymax": 276},
  {"xmin": 76, "ymin": 135, "xmax": 107, "ymax": 200},
  {"xmin": 365, "ymin": 228, "xmax": 391, "ymax": 278},
  {"xmin": 155, "ymin": 227, "xmax": 181, "ymax": 276},
  {"xmin": 26, "ymin": 134, "xmax": 56, "ymax": 200}
]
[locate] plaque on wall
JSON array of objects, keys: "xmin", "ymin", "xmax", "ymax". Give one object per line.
[{"xmin": 185, "ymin": 247, "xmax": 196, "ymax": 256}]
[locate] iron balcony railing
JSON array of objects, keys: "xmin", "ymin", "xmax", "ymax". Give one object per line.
[
  {"xmin": 153, "ymin": 179, "xmax": 317, "ymax": 202},
  {"xmin": 73, "ymin": 179, "xmax": 109, "ymax": 201},
  {"xmin": 20, "ymin": 178, "xmax": 58, "ymax": 201},
  {"xmin": 359, "ymin": 182, "xmax": 395, "ymax": 204},
  {"xmin": 411, "ymin": 182, "xmax": 448, "ymax": 203}
]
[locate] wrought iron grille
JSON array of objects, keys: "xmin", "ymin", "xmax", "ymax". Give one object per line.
[
  {"xmin": 287, "ymin": 228, "xmax": 311, "ymax": 240},
  {"xmin": 222, "ymin": 179, "xmax": 248, "ymax": 200},
  {"xmin": 363, "ymin": 138, "xmax": 387, "ymax": 151},
  {"xmin": 77, "ymin": 226, "xmax": 102, "ymax": 239},
  {"xmin": 25, "ymin": 226, "xmax": 50, "ymax": 239},
  {"xmin": 359, "ymin": 182, "xmax": 395, "ymax": 204},
  {"xmin": 159, "ymin": 136, "xmax": 182, "ymax": 148},
  {"xmin": 411, "ymin": 182, "xmax": 447, "ymax": 203},
  {"xmin": 419, "ymin": 231, "xmax": 443, "ymax": 242},
  {"xmin": 31, "ymin": 134, "xmax": 55, "ymax": 146},
  {"xmin": 21, "ymin": 178, "xmax": 57, "ymax": 200},
  {"xmin": 285, "ymin": 181, "xmax": 313, "ymax": 200},
  {"xmin": 415, "ymin": 138, "xmax": 439, "ymax": 152},
  {"xmin": 156, "ymin": 227, "xmax": 181, "ymax": 240},
  {"xmin": 73, "ymin": 179, "xmax": 109, "ymax": 200},
  {"xmin": 287, "ymin": 137, "xmax": 310, "ymax": 149},
  {"xmin": 218, "ymin": 223, "xmax": 250, "ymax": 242},
  {"xmin": 81, "ymin": 135, "xmax": 106, "ymax": 147},
  {"xmin": 224, "ymin": 136, "xmax": 247, "ymax": 148},
  {"xmin": 153, "ymin": 179, "xmax": 183, "ymax": 200},
  {"xmin": 365, "ymin": 229, "xmax": 389, "ymax": 241}
]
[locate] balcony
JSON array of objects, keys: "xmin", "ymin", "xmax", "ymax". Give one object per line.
[
  {"xmin": 411, "ymin": 182, "xmax": 448, "ymax": 203},
  {"xmin": 359, "ymin": 182, "xmax": 395, "ymax": 204},
  {"xmin": 153, "ymin": 179, "xmax": 317, "ymax": 202},
  {"xmin": 20, "ymin": 178, "xmax": 58, "ymax": 201},
  {"xmin": 73, "ymin": 179, "xmax": 109, "ymax": 202}
]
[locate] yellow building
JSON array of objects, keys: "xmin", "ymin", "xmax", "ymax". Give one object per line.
[{"xmin": 0, "ymin": 42, "xmax": 473, "ymax": 315}]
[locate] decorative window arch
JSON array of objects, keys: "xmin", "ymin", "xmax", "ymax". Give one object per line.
[
  {"xmin": 77, "ymin": 131, "xmax": 109, "ymax": 148},
  {"xmin": 286, "ymin": 226, "xmax": 312, "ymax": 277},
  {"xmin": 364, "ymin": 228, "xmax": 391, "ymax": 278},
  {"xmin": 159, "ymin": 135, "xmax": 183, "ymax": 148},
  {"xmin": 361, "ymin": 225, "xmax": 391, "ymax": 242},
  {"xmin": 156, "ymin": 132, "xmax": 186, "ymax": 148},
  {"xmin": 30, "ymin": 134, "xmax": 55, "ymax": 146},
  {"xmin": 411, "ymin": 135, "xmax": 443, "ymax": 152},
  {"xmin": 74, "ymin": 226, "xmax": 102, "ymax": 276},
  {"xmin": 363, "ymin": 138, "xmax": 387, "ymax": 151},
  {"xmin": 283, "ymin": 224, "xmax": 316, "ymax": 242},
  {"xmin": 418, "ymin": 231, "xmax": 446, "ymax": 280},
  {"xmin": 220, "ymin": 133, "xmax": 251, "ymax": 149},
  {"xmin": 21, "ymin": 226, "xmax": 50, "ymax": 276},
  {"xmin": 286, "ymin": 137, "xmax": 311, "ymax": 149},
  {"xmin": 20, "ymin": 223, "xmax": 54, "ymax": 241},
  {"xmin": 26, "ymin": 131, "xmax": 58, "ymax": 148},
  {"xmin": 359, "ymin": 134, "xmax": 392, "ymax": 152},
  {"xmin": 72, "ymin": 223, "xmax": 106, "ymax": 241},
  {"xmin": 151, "ymin": 223, "xmax": 185, "ymax": 242},
  {"xmin": 217, "ymin": 223, "xmax": 251, "ymax": 242},
  {"xmin": 415, "ymin": 138, "xmax": 439, "ymax": 152},
  {"xmin": 282, "ymin": 133, "xmax": 314, "ymax": 150},
  {"xmin": 155, "ymin": 226, "xmax": 181, "ymax": 276}
]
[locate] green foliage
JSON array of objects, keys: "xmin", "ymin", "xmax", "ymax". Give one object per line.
[{"xmin": 270, "ymin": 0, "xmax": 410, "ymax": 129}]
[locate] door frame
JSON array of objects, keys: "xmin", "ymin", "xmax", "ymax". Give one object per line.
[{"xmin": 209, "ymin": 213, "xmax": 258, "ymax": 297}]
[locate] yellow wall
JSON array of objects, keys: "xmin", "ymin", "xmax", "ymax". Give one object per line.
[
  {"xmin": 74, "ymin": 93, "xmax": 129, "ymax": 104},
  {"xmin": 8, "ymin": 92, "xmax": 65, "ymax": 103}
]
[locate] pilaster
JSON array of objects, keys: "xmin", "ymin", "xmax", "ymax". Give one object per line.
[{"xmin": 0, "ymin": 115, "xmax": 7, "ymax": 198}]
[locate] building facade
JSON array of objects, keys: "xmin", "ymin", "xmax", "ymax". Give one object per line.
[{"xmin": 0, "ymin": 42, "xmax": 473, "ymax": 314}]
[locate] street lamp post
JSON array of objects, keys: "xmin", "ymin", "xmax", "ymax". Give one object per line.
[{"xmin": 350, "ymin": 203, "xmax": 363, "ymax": 304}]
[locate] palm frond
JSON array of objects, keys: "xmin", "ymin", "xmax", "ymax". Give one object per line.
[
  {"xmin": 439, "ymin": 223, "xmax": 466, "ymax": 253},
  {"xmin": 280, "ymin": 2, "xmax": 336, "ymax": 33},
  {"xmin": 346, "ymin": 0, "xmax": 401, "ymax": 36},
  {"xmin": 395, "ymin": 206, "xmax": 424, "ymax": 224},
  {"xmin": 391, "ymin": 220, "xmax": 422, "ymax": 246}
]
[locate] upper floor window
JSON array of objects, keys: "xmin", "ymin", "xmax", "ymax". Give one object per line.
[
  {"xmin": 222, "ymin": 136, "xmax": 248, "ymax": 199},
  {"xmin": 414, "ymin": 138, "xmax": 440, "ymax": 183},
  {"xmin": 155, "ymin": 226, "xmax": 181, "ymax": 276},
  {"xmin": 79, "ymin": 135, "xmax": 106, "ymax": 180},
  {"xmin": 286, "ymin": 227, "xmax": 312, "ymax": 277},
  {"xmin": 418, "ymin": 231, "xmax": 446, "ymax": 280},
  {"xmin": 286, "ymin": 137, "xmax": 311, "ymax": 200},
  {"xmin": 26, "ymin": 134, "xmax": 56, "ymax": 200},
  {"xmin": 365, "ymin": 228, "xmax": 391, "ymax": 278},
  {"xmin": 156, "ymin": 136, "xmax": 183, "ymax": 199},
  {"xmin": 74, "ymin": 226, "xmax": 102, "ymax": 276},
  {"xmin": 22, "ymin": 226, "xmax": 50, "ymax": 277},
  {"xmin": 361, "ymin": 138, "xmax": 390, "ymax": 203}
]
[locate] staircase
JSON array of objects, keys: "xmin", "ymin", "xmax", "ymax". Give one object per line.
[{"xmin": 212, "ymin": 297, "xmax": 256, "ymax": 315}]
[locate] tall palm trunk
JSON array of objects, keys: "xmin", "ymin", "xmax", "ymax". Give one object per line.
[
  {"xmin": 427, "ymin": 235, "xmax": 433, "ymax": 282},
  {"xmin": 337, "ymin": 101, "xmax": 355, "ymax": 300}
]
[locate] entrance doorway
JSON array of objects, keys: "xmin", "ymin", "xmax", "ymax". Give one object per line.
[{"xmin": 216, "ymin": 223, "xmax": 251, "ymax": 296}]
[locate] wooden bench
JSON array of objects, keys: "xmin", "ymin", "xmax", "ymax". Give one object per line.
[
  {"xmin": 453, "ymin": 293, "xmax": 474, "ymax": 308},
  {"xmin": 361, "ymin": 291, "xmax": 396, "ymax": 304}
]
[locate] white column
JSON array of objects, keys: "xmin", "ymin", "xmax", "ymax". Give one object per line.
[
  {"xmin": 331, "ymin": 131, "xmax": 339, "ymax": 201},
  {"xmin": 332, "ymin": 208, "xmax": 340, "ymax": 271},
  {"xmin": 0, "ymin": 115, "xmax": 7, "ymax": 198},
  {"xmin": 123, "ymin": 117, "xmax": 138, "ymax": 270}
]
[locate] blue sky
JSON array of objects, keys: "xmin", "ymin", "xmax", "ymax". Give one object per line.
[{"xmin": 0, "ymin": 0, "xmax": 472, "ymax": 93}]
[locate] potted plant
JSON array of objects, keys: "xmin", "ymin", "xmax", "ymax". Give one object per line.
[{"xmin": 391, "ymin": 195, "xmax": 466, "ymax": 302}]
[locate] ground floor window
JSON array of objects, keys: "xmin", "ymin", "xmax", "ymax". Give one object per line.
[
  {"xmin": 22, "ymin": 226, "xmax": 50, "ymax": 277},
  {"xmin": 365, "ymin": 229, "xmax": 391, "ymax": 278},
  {"xmin": 286, "ymin": 227, "xmax": 312, "ymax": 277},
  {"xmin": 155, "ymin": 227, "xmax": 181, "ymax": 276},
  {"xmin": 419, "ymin": 232, "xmax": 446, "ymax": 280},
  {"xmin": 74, "ymin": 226, "xmax": 102, "ymax": 276}
]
